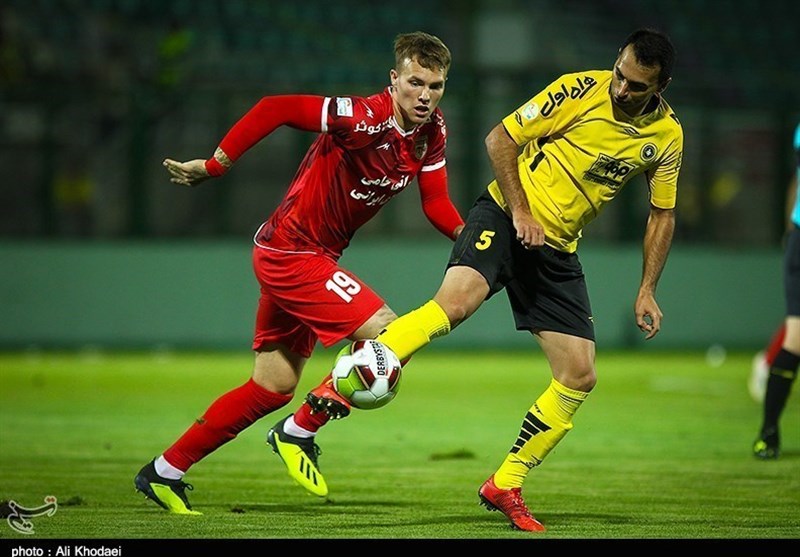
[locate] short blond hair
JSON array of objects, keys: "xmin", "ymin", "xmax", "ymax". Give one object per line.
[{"xmin": 394, "ymin": 31, "xmax": 451, "ymax": 74}]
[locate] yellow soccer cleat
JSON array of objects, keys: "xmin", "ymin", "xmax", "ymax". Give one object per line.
[
  {"xmin": 267, "ymin": 416, "xmax": 328, "ymax": 497},
  {"xmin": 134, "ymin": 459, "xmax": 202, "ymax": 515},
  {"xmin": 753, "ymin": 427, "xmax": 780, "ymax": 460}
]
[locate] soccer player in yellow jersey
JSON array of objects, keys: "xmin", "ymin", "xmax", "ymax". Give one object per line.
[
  {"xmin": 373, "ymin": 27, "xmax": 682, "ymax": 531},
  {"xmin": 276, "ymin": 27, "xmax": 682, "ymax": 531}
]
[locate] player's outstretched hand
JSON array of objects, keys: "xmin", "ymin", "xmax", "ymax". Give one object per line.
[{"xmin": 163, "ymin": 158, "xmax": 211, "ymax": 187}]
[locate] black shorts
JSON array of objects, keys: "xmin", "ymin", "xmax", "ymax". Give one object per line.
[
  {"xmin": 447, "ymin": 193, "xmax": 595, "ymax": 341},
  {"xmin": 785, "ymin": 225, "xmax": 800, "ymax": 317}
]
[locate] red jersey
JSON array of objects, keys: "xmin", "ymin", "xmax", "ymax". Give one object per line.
[{"xmin": 254, "ymin": 88, "xmax": 447, "ymax": 258}]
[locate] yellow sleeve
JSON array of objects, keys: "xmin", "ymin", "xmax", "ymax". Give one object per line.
[
  {"xmin": 646, "ymin": 125, "xmax": 683, "ymax": 209},
  {"xmin": 502, "ymin": 72, "xmax": 600, "ymax": 147}
]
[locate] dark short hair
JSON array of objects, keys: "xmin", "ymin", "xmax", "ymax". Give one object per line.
[
  {"xmin": 620, "ymin": 28, "xmax": 675, "ymax": 87},
  {"xmin": 394, "ymin": 31, "xmax": 451, "ymax": 74}
]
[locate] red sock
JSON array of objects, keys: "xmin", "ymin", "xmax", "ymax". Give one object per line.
[
  {"xmin": 293, "ymin": 401, "xmax": 330, "ymax": 432},
  {"xmin": 163, "ymin": 378, "xmax": 292, "ymax": 472},
  {"xmin": 293, "ymin": 354, "xmax": 414, "ymax": 433},
  {"xmin": 765, "ymin": 324, "xmax": 787, "ymax": 366},
  {"xmin": 293, "ymin": 373, "xmax": 333, "ymax": 432}
]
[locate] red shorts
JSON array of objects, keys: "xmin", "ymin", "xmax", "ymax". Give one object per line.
[{"xmin": 251, "ymin": 244, "xmax": 385, "ymax": 358}]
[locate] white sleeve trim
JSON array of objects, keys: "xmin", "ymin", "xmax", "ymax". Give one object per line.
[
  {"xmin": 321, "ymin": 97, "xmax": 331, "ymax": 133},
  {"xmin": 421, "ymin": 158, "xmax": 446, "ymax": 172}
]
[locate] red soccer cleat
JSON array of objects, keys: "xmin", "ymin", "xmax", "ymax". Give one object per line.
[
  {"xmin": 305, "ymin": 376, "xmax": 352, "ymax": 420},
  {"xmin": 478, "ymin": 475, "xmax": 546, "ymax": 532}
]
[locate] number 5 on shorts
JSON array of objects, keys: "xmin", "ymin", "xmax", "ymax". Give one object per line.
[{"xmin": 475, "ymin": 230, "xmax": 495, "ymax": 250}]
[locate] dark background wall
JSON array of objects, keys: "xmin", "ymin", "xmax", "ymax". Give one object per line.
[{"xmin": 1, "ymin": 0, "xmax": 797, "ymax": 350}]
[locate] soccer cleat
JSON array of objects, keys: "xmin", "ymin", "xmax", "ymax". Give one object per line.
[
  {"xmin": 306, "ymin": 379, "xmax": 351, "ymax": 420},
  {"xmin": 267, "ymin": 416, "xmax": 328, "ymax": 497},
  {"xmin": 134, "ymin": 459, "xmax": 201, "ymax": 515},
  {"xmin": 748, "ymin": 351, "xmax": 769, "ymax": 403},
  {"xmin": 478, "ymin": 475, "xmax": 546, "ymax": 532},
  {"xmin": 753, "ymin": 428, "xmax": 780, "ymax": 460}
]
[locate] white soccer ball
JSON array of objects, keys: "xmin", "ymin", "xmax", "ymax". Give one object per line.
[{"xmin": 331, "ymin": 339, "xmax": 402, "ymax": 410}]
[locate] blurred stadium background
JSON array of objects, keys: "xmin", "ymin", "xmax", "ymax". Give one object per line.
[{"xmin": 2, "ymin": 0, "xmax": 799, "ymax": 352}]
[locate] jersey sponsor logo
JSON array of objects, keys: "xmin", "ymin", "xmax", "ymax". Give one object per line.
[
  {"xmin": 350, "ymin": 188, "xmax": 396, "ymax": 207},
  {"xmin": 640, "ymin": 143, "xmax": 657, "ymax": 162},
  {"xmin": 354, "ymin": 173, "xmax": 411, "ymax": 208},
  {"xmin": 336, "ymin": 97, "xmax": 353, "ymax": 117},
  {"xmin": 414, "ymin": 136, "xmax": 428, "ymax": 160},
  {"xmin": 360, "ymin": 174, "xmax": 410, "ymax": 191},
  {"xmin": 541, "ymin": 75, "xmax": 597, "ymax": 117},
  {"xmin": 584, "ymin": 153, "xmax": 635, "ymax": 188},
  {"xmin": 354, "ymin": 117, "xmax": 394, "ymax": 135}
]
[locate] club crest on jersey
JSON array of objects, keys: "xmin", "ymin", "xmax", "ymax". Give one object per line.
[
  {"xmin": 640, "ymin": 143, "xmax": 657, "ymax": 162},
  {"xmin": 414, "ymin": 136, "xmax": 428, "ymax": 160}
]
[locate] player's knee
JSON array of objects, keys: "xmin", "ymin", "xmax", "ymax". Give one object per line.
[
  {"xmin": 558, "ymin": 362, "xmax": 596, "ymax": 393},
  {"xmin": 578, "ymin": 368, "xmax": 597, "ymax": 392},
  {"xmin": 435, "ymin": 293, "xmax": 481, "ymax": 328},
  {"xmin": 440, "ymin": 300, "xmax": 471, "ymax": 328},
  {"xmin": 252, "ymin": 361, "xmax": 301, "ymax": 395},
  {"xmin": 252, "ymin": 374, "xmax": 298, "ymax": 396}
]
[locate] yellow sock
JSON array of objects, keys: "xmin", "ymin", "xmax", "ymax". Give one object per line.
[
  {"xmin": 375, "ymin": 300, "xmax": 450, "ymax": 361},
  {"xmin": 494, "ymin": 378, "xmax": 589, "ymax": 489}
]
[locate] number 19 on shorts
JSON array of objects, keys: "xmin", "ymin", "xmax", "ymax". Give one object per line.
[{"xmin": 326, "ymin": 271, "xmax": 361, "ymax": 303}]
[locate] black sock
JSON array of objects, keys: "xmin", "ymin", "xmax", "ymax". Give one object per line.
[{"xmin": 761, "ymin": 349, "xmax": 799, "ymax": 436}]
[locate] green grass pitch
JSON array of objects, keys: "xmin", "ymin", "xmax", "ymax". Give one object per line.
[{"xmin": 0, "ymin": 348, "xmax": 798, "ymax": 542}]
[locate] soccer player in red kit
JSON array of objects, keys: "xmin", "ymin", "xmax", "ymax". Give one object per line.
[{"xmin": 134, "ymin": 31, "xmax": 463, "ymax": 513}]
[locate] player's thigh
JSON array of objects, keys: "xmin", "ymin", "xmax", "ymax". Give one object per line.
[
  {"xmin": 441, "ymin": 192, "xmax": 514, "ymax": 325},
  {"xmin": 254, "ymin": 247, "xmax": 384, "ymax": 348},
  {"xmin": 448, "ymin": 193, "xmax": 515, "ymax": 294},
  {"xmin": 253, "ymin": 287, "xmax": 318, "ymax": 358},
  {"xmin": 508, "ymin": 245, "xmax": 595, "ymax": 342}
]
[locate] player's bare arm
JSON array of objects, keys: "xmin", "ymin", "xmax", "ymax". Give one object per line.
[
  {"xmin": 635, "ymin": 206, "xmax": 675, "ymax": 339},
  {"xmin": 485, "ymin": 123, "xmax": 544, "ymax": 249}
]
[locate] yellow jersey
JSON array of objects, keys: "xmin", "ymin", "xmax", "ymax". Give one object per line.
[{"xmin": 487, "ymin": 69, "xmax": 683, "ymax": 253}]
